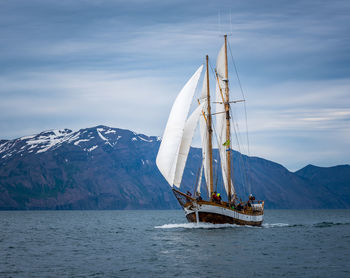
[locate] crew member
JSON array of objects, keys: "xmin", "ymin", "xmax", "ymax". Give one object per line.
[{"xmin": 195, "ymin": 192, "xmax": 202, "ymax": 201}]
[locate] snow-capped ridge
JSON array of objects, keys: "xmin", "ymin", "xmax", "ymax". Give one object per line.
[
  {"xmin": 27, "ymin": 129, "xmax": 77, "ymax": 154},
  {"xmin": 0, "ymin": 125, "xmax": 161, "ymax": 160}
]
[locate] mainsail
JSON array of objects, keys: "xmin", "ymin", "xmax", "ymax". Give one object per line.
[
  {"xmin": 215, "ymin": 44, "xmax": 235, "ymax": 197},
  {"xmin": 156, "ymin": 65, "xmax": 203, "ymax": 187}
]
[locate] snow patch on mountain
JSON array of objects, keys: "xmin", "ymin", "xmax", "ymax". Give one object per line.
[
  {"xmin": 96, "ymin": 128, "xmax": 112, "ymax": 146},
  {"xmin": 87, "ymin": 145, "xmax": 98, "ymax": 152},
  {"xmin": 1, "ymin": 152, "xmax": 12, "ymax": 159},
  {"xmin": 0, "ymin": 142, "xmax": 10, "ymax": 154},
  {"xmin": 20, "ymin": 135, "xmax": 35, "ymax": 140},
  {"xmin": 74, "ymin": 139, "xmax": 90, "ymax": 146},
  {"xmin": 67, "ymin": 132, "xmax": 81, "ymax": 144},
  {"xmin": 96, "ymin": 128, "xmax": 107, "ymax": 140},
  {"xmin": 138, "ymin": 135, "xmax": 153, "ymax": 142},
  {"xmin": 105, "ymin": 129, "xmax": 116, "ymax": 134}
]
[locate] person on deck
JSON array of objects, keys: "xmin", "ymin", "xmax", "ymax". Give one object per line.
[
  {"xmin": 249, "ymin": 194, "xmax": 255, "ymax": 202},
  {"xmin": 195, "ymin": 192, "xmax": 202, "ymax": 201},
  {"xmin": 212, "ymin": 192, "xmax": 221, "ymax": 204}
]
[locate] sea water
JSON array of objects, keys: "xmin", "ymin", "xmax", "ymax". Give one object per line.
[{"xmin": 0, "ymin": 210, "xmax": 349, "ymax": 277}]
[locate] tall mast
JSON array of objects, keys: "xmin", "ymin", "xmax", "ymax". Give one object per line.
[
  {"xmin": 224, "ymin": 34, "xmax": 233, "ymax": 203},
  {"xmin": 206, "ymin": 55, "xmax": 214, "ymax": 198}
]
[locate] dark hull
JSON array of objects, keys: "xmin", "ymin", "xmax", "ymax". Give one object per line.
[
  {"xmin": 186, "ymin": 211, "xmax": 263, "ymax": 226},
  {"xmin": 172, "ymin": 188, "xmax": 264, "ymax": 226}
]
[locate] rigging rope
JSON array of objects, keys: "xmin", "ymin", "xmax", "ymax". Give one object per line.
[
  {"xmin": 228, "ymin": 43, "xmax": 250, "ymax": 155},
  {"xmin": 229, "ymin": 105, "xmax": 250, "ymax": 197},
  {"xmin": 228, "ymin": 42, "xmax": 252, "ymax": 195}
]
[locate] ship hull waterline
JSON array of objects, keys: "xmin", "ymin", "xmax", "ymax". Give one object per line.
[{"xmin": 173, "ymin": 189, "xmax": 264, "ymax": 227}]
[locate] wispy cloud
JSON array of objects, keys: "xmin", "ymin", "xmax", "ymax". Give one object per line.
[{"xmin": 0, "ymin": 0, "xmax": 349, "ymax": 170}]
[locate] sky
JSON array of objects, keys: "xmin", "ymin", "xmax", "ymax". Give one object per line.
[{"xmin": 0, "ymin": 0, "xmax": 349, "ymax": 171}]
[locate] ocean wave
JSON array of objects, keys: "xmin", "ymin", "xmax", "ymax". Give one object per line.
[{"xmin": 313, "ymin": 221, "xmax": 350, "ymax": 228}]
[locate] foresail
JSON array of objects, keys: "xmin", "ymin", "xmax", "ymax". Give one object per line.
[
  {"xmin": 156, "ymin": 65, "xmax": 203, "ymax": 186},
  {"xmin": 173, "ymin": 102, "xmax": 205, "ymax": 187}
]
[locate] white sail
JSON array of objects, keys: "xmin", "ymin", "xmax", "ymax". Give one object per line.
[
  {"xmin": 215, "ymin": 80, "xmax": 229, "ymax": 194},
  {"xmin": 173, "ymin": 102, "xmax": 205, "ymax": 187},
  {"xmin": 215, "ymin": 45, "xmax": 235, "ymax": 197},
  {"xmin": 200, "ymin": 68, "xmax": 208, "ymax": 100},
  {"xmin": 216, "ymin": 44, "xmax": 226, "ymax": 80},
  {"xmin": 199, "ymin": 69, "xmax": 211, "ymax": 196},
  {"xmin": 196, "ymin": 161, "xmax": 204, "ymax": 194},
  {"xmin": 199, "ymin": 105, "xmax": 211, "ymax": 196},
  {"xmin": 156, "ymin": 65, "xmax": 203, "ymax": 186}
]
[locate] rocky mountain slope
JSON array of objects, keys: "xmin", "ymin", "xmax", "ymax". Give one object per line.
[{"xmin": 0, "ymin": 125, "xmax": 349, "ymax": 209}]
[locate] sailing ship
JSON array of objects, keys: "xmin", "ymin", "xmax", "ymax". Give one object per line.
[{"xmin": 156, "ymin": 35, "xmax": 264, "ymax": 226}]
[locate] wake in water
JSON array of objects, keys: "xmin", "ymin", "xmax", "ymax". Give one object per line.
[
  {"xmin": 155, "ymin": 222, "xmax": 290, "ymax": 229},
  {"xmin": 262, "ymin": 223, "xmax": 289, "ymax": 228},
  {"xmin": 155, "ymin": 223, "xmax": 240, "ymax": 229},
  {"xmin": 155, "ymin": 221, "xmax": 350, "ymax": 229}
]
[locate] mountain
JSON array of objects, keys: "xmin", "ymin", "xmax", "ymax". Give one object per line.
[
  {"xmin": 295, "ymin": 164, "xmax": 350, "ymax": 208},
  {"xmin": 0, "ymin": 125, "xmax": 349, "ymax": 209},
  {"xmin": 0, "ymin": 126, "xmax": 171, "ymax": 209}
]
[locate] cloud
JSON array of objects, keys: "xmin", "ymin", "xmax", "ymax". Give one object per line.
[
  {"xmin": 244, "ymin": 79, "xmax": 350, "ymax": 129},
  {"xmin": 0, "ymin": 69, "xmax": 182, "ymax": 138},
  {"xmin": 0, "ymin": 0, "xmax": 349, "ymax": 170},
  {"xmin": 194, "ymin": 77, "xmax": 350, "ymax": 170}
]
